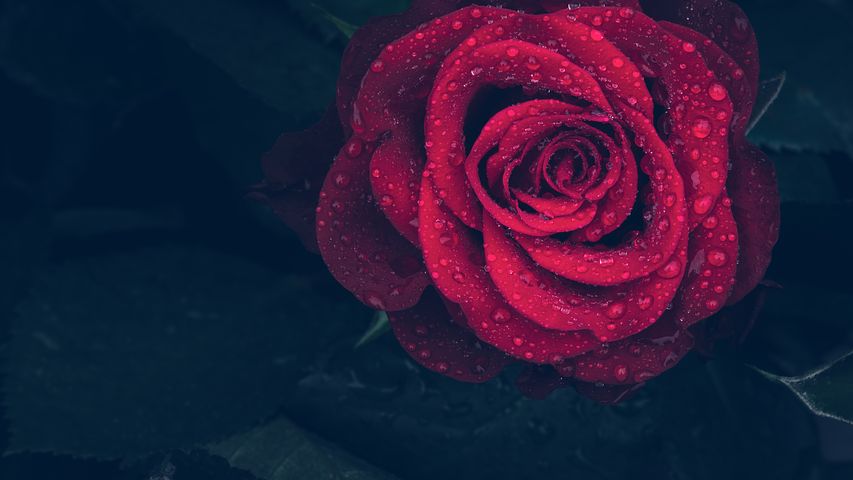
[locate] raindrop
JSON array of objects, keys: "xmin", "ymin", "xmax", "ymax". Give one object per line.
[
  {"xmin": 334, "ymin": 172, "xmax": 351, "ymax": 188},
  {"xmin": 693, "ymin": 194, "xmax": 714, "ymax": 215},
  {"xmin": 606, "ymin": 302, "xmax": 626, "ymax": 319},
  {"xmin": 691, "ymin": 117, "xmax": 712, "ymax": 138},
  {"xmin": 708, "ymin": 83, "xmax": 727, "ymax": 101},
  {"xmin": 657, "ymin": 259, "xmax": 682, "ymax": 278},
  {"xmin": 614, "ymin": 365, "xmax": 629, "ymax": 382},
  {"xmin": 706, "ymin": 249, "xmax": 728, "ymax": 267},
  {"xmin": 491, "ymin": 307, "xmax": 512, "ymax": 323}
]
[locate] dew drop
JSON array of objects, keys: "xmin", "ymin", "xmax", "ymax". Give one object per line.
[
  {"xmin": 657, "ymin": 259, "xmax": 682, "ymax": 278},
  {"xmin": 334, "ymin": 172, "xmax": 351, "ymax": 188},
  {"xmin": 606, "ymin": 302, "xmax": 626, "ymax": 319},
  {"xmin": 491, "ymin": 307, "xmax": 511, "ymax": 323},
  {"xmin": 614, "ymin": 365, "xmax": 629, "ymax": 382},
  {"xmin": 345, "ymin": 138, "xmax": 363, "ymax": 157},
  {"xmin": 706, "ymin": 249, "xmax": 728, "ymax": 267},
  {"xmin": 693, "ymin": 194, "xmax": 714, "ymax": 215},
  {"xmin": 691, "ymin": 117, "xmax": 712, "ymax": 138},
  {"xmin": 708, "ymin": 83, "xmax": 727, "ymax": 101}
]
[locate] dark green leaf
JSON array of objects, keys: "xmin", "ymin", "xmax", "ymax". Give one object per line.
[
  {"xmin": 311, "ymin": 3, "xmax": 358, "ymax": 39},
  {"xmin": 743, "ymin": 0, "xmax": 853, "ymax": 154},
  {"xmin": 207, "ymin": 417, "xmax": 398, "ymax": 480},
  {"xmin": 354, "ymin": 311, "xmax": 390, "ymax": 349},
  {"xmin": 747, "ymin": 72, "xmax": 786, "ymax": 135},
  {"xmin": 757, "ymin": 352, "xmax": 853, "ymax": 425},
  {"xmin": 4, "ymin": 247, "xmax": 369, "ymax": 458},
  {"xmin": 278, "ymin": 336, "xmax": 817, "ymax": 480}
]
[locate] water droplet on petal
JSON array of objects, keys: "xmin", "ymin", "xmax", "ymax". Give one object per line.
[
  {"xmin": 606, "ymin": 302, "xmax": 626, "ymax": 320},
  {"xmin": 693, "ymin": 194, "xmax": 714, "ymax": 215},
  {"xmin": 707, "ymin": 249, "xmax": 728, "ymax": 267},
  {"xmin": 658, "ymin": 259, "xmax": 682, "ymax": 278},
  {"xmin": 334, "ymin": 172, "xmax": 351, "ymax": 188},
  {"xmin": 614, "ymin": 365, "xmax": 629, "ymax": 382},
  {"xmin": 491, "ymin": 307, "xmax": 511, "ymax": 324},
  {"xmin": 691, "ymin": 117, "xmax": 712, "ymax": 138},
  {"xmin": 590, "ymin": 29, "xmax": 604, "ymax": 41},
  {"xmin": 708, "ymin": 83, "xmax": 727, "ymax": 101}
]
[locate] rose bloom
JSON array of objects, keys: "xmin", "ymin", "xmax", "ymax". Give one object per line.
[{"xmin": 256, "ymin": 0, "xmax": 779, "ymax": 403}]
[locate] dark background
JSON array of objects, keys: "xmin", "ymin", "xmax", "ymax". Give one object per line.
[{"xmin": 1, "ymin": 0, "xmax": 852, "ymax": 479}]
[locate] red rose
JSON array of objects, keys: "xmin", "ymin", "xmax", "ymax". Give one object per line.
[{"xmin": 257, "ymin": 0, "xmax": 780, "ymax": 403}]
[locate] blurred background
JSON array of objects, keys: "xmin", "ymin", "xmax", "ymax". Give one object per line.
[{"xmin": 1, "ymin": 0, "xmax": 852, "ymax": 478}]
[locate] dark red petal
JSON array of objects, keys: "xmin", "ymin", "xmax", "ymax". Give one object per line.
[
  {"xmin": 257, "ymin": 106, "xmax": 343, "ymax": 252},
  {"xmin": 369, "ymin": 121, "xmax": 425, "ymax": 245},
  {"xmin": 515, "ymin": 104, "xmax": 686, "ymax": 286},
  {"xmin": 483, "ymin": 214, "xmax": 688, "ymax": 343},
  {"xmin": 419, "ymin": 175, "xmax": 600, "ymax": 363},
  {"xmin": 567, "ymin": 313, "xmax": 694, "ymax": 385},
  {"xmin": 316, "ymin": 141, "xmax": 430, "ymax": 311},
  {"xmin": 643, "ymin": 0, "xmax": 760, "ymax": 89},
  {"xmin": 426, "ymin": 28, "xmax": 616, "ymax": 229},
  {"xmin": 668, "ymin": 195, "xmax": 739, "ymax": 326},
  {"xmin": 726, "ymin": 143, "xmax": 780, "ymax": 304},
  {"xmin": 656, "ymin": 21, "xmax": 780, "ymax": 304},
  {"xmin": 388, "ymin": 288, "xmax": 511, "ymax": 383},
  {"xmin": 521, "ymin": 12, "xmax": 655, "ymax": 118},
  {"xmin": 336, "ymin": 0, "xmax": 468, "ymax": 133},
  {"xmin": 573, "ymin": 7, "xmax": 734, "ymax": 228}
]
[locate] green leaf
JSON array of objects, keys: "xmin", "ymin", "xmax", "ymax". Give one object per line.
[
  {"xmin": 207, "ymin": 417, "xmax": 397, "ymax": 480},
  {"xmin": 4, "ymin": 247, "xmax": 369, "ymax": 458},
  {"xmin": 756, "ymin": 352, "xmax": 853, "ymax": 425},
  {"xmin": 747, "ymin": 72, "xmax": 786, "ymax": 135},
  {"xmin": 311, "ymin": 3, "xmax": 358, "ymax": 39},
  {"xmin": 354, "ymin": 311, "xmax": 390, "ymax": 349},
  {"xmin": 743, "ymin": 1, "xmax": 853, "ymax": 154}
]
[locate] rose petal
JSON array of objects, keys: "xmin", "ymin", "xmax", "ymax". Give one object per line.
[
  {"xmin": 515, "ymin": 103, "xmax": 686, "ymax": 287},
  {"xmin": 316, "ymin": 141, "xmax": 430, "ymax": 311},
  {"xmin": 388, "ymin": 288, "xmax": 511, "ymax": 382},
  {"xmin": 567, "ymin": 312, "xmax": 694, "ymax": 385},
  {"xmin": 668, "ymin": 195, "xmax": 739, "ymax": 326},
  {"xmin": 483, "ymin": 214, "xmax": 688, "ymax": 342},
  {"xmin": 419, "ymin": 175, "xmax": 600, "ymax": 363},
  {"xmin": 369, "ymin": 120, "xmax": 425, "ymax": 245},
  {"xmin": 257, "ymin": 106, "xmax": 343, "ymax": 252},
  {"xmin": 725, "ymin": 143, "xmax": 780, "ymax": 304},
  {"xmin": 573, "ymin": 7, "xmax": 734, "ymax": 228}
]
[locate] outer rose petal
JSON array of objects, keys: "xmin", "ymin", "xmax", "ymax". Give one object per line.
[
  {"xmin": 566, "ymin": 312, "xmax": 694, "ymax": 385},
  {"xmin": 725, "ymin": 143, "xmax": 780, "ymax": 304},
  {"xmin": 642, "ymin": 0, "xmax": 760, "ymax": 87},
  {"xmin": 388, "ymin": 288, "xmax": 511, "ymax": 382},
  {"xmin": 256, "ymin": 106, "xmax": 343, "ymax": 252},
  {"xmin": 667, "ymin": 195, "xmax": 739, "ymax": 326},
  {"xmin": 657, "ymin": 19, "xmax": 780, "ymax": 304},
  {"xmin": 316, "ymin": 141, "xmax": 430, "ymax": 312},
  {"xmin": 419, "ymin": 175, "xmax": 600, "ymax": 363}
]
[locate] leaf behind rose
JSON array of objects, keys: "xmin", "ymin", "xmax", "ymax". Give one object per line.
[
  {"xmin": 754, "ymin": 351, "xmax": 853, "ymax": 425},
  {"xmin": 747, "ymin": 72, "xmax": 786, "ymax": 135},
  {"xmin": 207, "ymin": 416, "xmax": 398, "ymax": 480}
]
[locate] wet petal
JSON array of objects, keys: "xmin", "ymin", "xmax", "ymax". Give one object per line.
[
  {"xmin": 388, "ymin": 288, "xmax": 511, "ymax": 382},
  {"xmin": 316, "ymin": 141, "xmax": 430, "ymax": 311}
]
